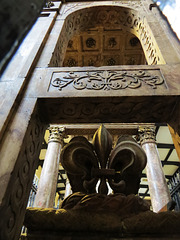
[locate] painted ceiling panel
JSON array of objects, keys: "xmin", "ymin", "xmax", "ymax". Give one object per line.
[{"xmin": 63, "ymin": 28, "xmax": 146, "ymax": 67}]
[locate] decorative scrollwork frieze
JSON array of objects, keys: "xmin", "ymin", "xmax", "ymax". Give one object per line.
[{"xmin": 51, "ymin": 70, "xmax": 164, "ymax": 91}]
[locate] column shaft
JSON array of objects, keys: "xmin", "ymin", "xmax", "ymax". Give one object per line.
[
  {"xmin": 139, "ymin": 127, "xmax": 171, "ymax": 213},
  {"xmin": 34, "ymin": 127, "xmax": 65, "ymax": 208}
]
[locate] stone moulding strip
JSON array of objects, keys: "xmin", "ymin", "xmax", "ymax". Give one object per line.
[{"xmin": 49, "ymin": 69, "xmax": 166, "ymax": 91}]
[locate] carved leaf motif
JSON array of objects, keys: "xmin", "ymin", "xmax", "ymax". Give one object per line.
[
  {"xmin": 109, "ymin": 136, "xmax": 147, "ymax": 195},
  {"xmin": 61, "ymin": 136, "xmax": 98, "ymax": 174},
  {"xmin": 60, "ymin": 136, "xmax": 99, "ymax": 193},
  {"xmin": 91, "ymin": 125, "xmax": 113, "ymax": 194},
  {"xmin": 92, "ymin": 125, "xmax": 112, "ymax": 168},
  {"xmin": 134, "ymin": 71, "xmax": 163, "ymax": 89},
  {"xmin": 73, "ymin": 76, "xmax": 87, "ymax": 90},
  {"xmin": 51, "ymin": 77, "xmax": 74, "ymax": 91},
  {"xmin": 100, "ymin": 70, "xmax": 113, "ymax": 80}
]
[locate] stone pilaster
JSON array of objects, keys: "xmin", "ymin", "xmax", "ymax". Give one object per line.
[
  {"xmin": 138, "ymin": 126, "xmax": 171, "ymax": 213},
  {"xmin": 34, "ymin": 126, "xmax": 66, "ymax": 208}
]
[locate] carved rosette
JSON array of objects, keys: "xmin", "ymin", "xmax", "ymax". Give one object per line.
[
  {"xmin": 86, "ymin": 38, "xmax": 96, "ymax": 48},
  {"xmin": 138, "ymin": 126, "xmax": 156, "ymax": 145},
  {"xmin": 48, "ymin": 126, "xmax": 66, "ymax": 144}
]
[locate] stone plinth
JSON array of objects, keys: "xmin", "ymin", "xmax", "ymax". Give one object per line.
[{"xmin": 23, "ymin": 193, "xmax": 180, "ymax": 239}]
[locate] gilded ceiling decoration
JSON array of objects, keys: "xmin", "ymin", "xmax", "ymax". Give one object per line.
[
  {"xmin": 63, "ymin": 29, "xmax": 146, "ymax": 67},
  {"xmin": 50, "ymin": 6, "xmax": 166, "ymax": 67}
]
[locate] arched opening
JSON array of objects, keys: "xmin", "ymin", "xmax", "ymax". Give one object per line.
[{"xmin": 49, "ymin": 5, "xmax": 166, "ymax": 67}]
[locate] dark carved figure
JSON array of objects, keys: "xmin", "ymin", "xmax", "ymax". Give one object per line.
[
  {"xmin": 108, "ymin": 37, "xmax": 117, "ymax": 47},
  {"xmin": 60, "ymin": 125, "xmax": 147, "ymax": 195}
]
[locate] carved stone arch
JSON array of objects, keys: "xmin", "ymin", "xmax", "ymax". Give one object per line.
[{"xmin": 49, "ymin": 5, "xmax": 165, "ymax": 67}]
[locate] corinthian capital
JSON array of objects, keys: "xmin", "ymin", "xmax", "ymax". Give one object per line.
[
  {"xmin": 138, "ymin": 126, "xmax": 156, "ymax": 145},
  {"xmin": 48, "ymin": 126, "xmax": 66, "ymax": 144}
]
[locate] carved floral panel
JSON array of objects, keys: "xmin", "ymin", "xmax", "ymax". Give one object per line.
[{"xmin": 49, "ymin": 69, "xmax": 166, "ymax": 92}]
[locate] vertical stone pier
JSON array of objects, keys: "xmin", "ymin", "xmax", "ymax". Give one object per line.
[
  {"xmin": 34, "ymin": 126, "xmax": 66, "ymax": 208},
  {"xmin": 138, "ymin": 126, "xmax": 171, "ymax": 213}
]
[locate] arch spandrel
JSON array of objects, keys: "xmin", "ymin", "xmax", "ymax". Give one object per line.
[{"xmin": 49, "ymin": 4, "xmax": 165, "ymax": 67}]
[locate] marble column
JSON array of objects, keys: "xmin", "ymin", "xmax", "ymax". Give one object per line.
[
  {"xmin": 64, "ymin": 178, "xmax": 72, "ymax": 198},
  {"xmin": 34, "ymin": 126, "xmax": 66, "ymax": 208},
  {"xmin": 138, "ymin": 126, "xmax": 171, "ymax": 213}
]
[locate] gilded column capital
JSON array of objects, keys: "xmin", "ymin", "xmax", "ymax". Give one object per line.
[
  {"xmin": 138, "ymin": 126, "xmax": 156, "ymax": 145},
  {"xmin": 48, "ymin": 126, "xmax": 66, "ymax": 144}
]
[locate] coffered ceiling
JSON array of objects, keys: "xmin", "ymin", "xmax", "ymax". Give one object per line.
[{"xmin": 63, "ymin": 27, "xmax": 146, "ymax": 67}]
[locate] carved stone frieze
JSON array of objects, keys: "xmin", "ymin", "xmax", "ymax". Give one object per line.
[
  {"xmin": 38, "ymin": 96, "xmax": 177, "ymax": 125},
  {"xmin": 60, "ymin": 1, "xmax": 143, "ymax": 17},
  {"xmin": 50, "ymin": 69, "xmax": 165, "ymax": 91}
]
